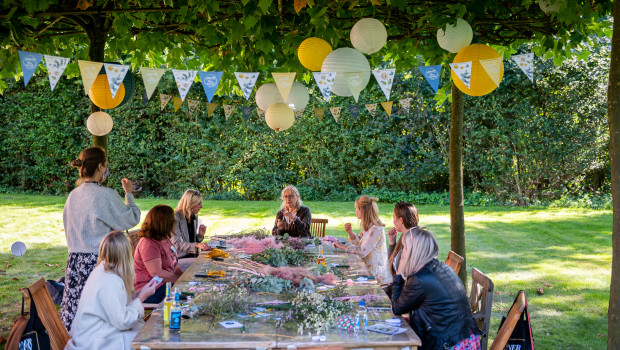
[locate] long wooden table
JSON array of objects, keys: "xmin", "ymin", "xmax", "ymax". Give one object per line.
[{"xmin": 132, "ymin": 240, "xmax": 421, "ymax": 350}]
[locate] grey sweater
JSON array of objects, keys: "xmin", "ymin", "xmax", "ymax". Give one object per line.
[{"xmin": 63, "ymin": 182, "xmax": 141, "ymax": 254}]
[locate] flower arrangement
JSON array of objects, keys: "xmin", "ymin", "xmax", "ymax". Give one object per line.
[
  {"xmin": 185, "ymin": 284, "xmax": 250, "ymax": 319},
  {"xmin": 290, "ymin": 290, "xmax": 353, "ymax": 335}
]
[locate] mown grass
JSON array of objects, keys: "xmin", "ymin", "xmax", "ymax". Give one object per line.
[{"xmin": 0, "ymin": 194, "xmax": 611, "ymax": 349}]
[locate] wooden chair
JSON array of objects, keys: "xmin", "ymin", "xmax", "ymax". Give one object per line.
[
  {"xmin": 310, "ymin": 218, "xmax": 328, "ymax": 238},
  {"xmin": 469, "ymin": 268, "xmax": 494, "ymax": 350},
  {"xmin": 445, "ymin": 250, "xmax": 464, "ymax": 274},
  {"xmin": 21, "ymin": 278, "xmax": 69, "ymax": 350},
  {"xmin": 489, "ymin": 291, "xmax": 527, "ymax": 350},
  {"xmin": 127, "ymin": 229, "xmax": 140, "ymax": 255}
]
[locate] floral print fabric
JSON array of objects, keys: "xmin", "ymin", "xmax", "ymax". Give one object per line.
[
  {"xmin": 450, "ymin": 331, "xmax": 481, "ymax": 350},
  {"xmin": 61, "ymin": 252, "xmax": 98, "ymax": 332}
]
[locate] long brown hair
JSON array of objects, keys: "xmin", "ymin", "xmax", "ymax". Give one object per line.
[
  {"xmin": 355, "ymin": 195, "xmax": 384, "ymax": 232},
  {"xmin": 388, "ymin": 202, "xmax": 420, "ymax": 274},
  {"xmin": 139, "ymin": 204, "xmax": 176, "ymax": 241},
  {"xmin": 98, "ymin": 231, "xmax": 134, "ymax": 300},
  {"xmin": 71, "ymin": 146, "xmax": 107, "ymax": 185}
]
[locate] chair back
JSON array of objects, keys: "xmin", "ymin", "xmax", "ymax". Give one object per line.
[
  {"xmin": 127, "ymin": 229, "xmax": 140, "ymax": 255},
  {"xmin": 445, "ymin": 250, "xmax": 464, "ymax": 274},
  {"xmin": 489, "ymin": 291, "xmax": 526, "ymax": 350},
  {"xmin": 310, "ymin": 218, "xmax": 328, "ymax": 238},
  {"xmin": 21, "ymin": 278, "xmax": 69, "ymax": 350},
  {"xmin": 469, "ymin": 268, "xmax": 494, "ymax": 350}
]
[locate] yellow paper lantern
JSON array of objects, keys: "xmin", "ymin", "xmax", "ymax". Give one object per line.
[
  {"xmin": 86, "ymin": 111, "xmax": 113, "ymax": 136},
  {"xmin": 265, "ymin": 103, "xmax": 295, "ymax": 131},
  {"xmin": 321, "ymin": 48, "xmax": 370, "ymax": 97},
  {"xmin": 437, "ymin": 18, "xmax": 473, "ymax": 53},
  {"xmin": 451, "ymin": 44, "xmax": 504, "ymax": 96},
  {"xmin": 298, "ymin": 37, "xmax": 333, "ymax": 71},
  {"xmin": 88, "ymin": 74, "xmax": 126, "ymax": 109},
  {"xmin": 350, "ymin": 18, "xmax": 388, "ymax": 54}
]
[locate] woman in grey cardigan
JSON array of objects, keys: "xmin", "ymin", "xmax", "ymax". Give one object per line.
[{"xmin": 172, "ymin": 189, "xmax": 211, "ymax": 271}]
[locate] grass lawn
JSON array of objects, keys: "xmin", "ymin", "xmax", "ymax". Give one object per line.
[{"xmin": 0, "ymin": 194, "xmax": 611, "ymax": 349}]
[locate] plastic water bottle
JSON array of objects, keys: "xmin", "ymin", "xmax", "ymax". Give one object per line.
[
  {"xmin": 354, "ymin": 300, "xmax": 368, "ymax": 332},
  {"xmin": 169, "ymin": 292, "xmax": 181, "ymax": 333}
]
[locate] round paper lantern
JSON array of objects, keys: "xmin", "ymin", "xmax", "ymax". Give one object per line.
[
  {"xmin": 265, "ymin": 103, "xmax": 295, "ymax": 131},
  {"xmin": 86, "ymin": 111, "xmax": 114, "ymax": 136},
  {"xmin": 451, "ymin": 44, "xmax": 504, "ymax": 96},
  {"xmin": 350, "ymin": 18, "xmax": 388, "ymax": 54},
  {"xmin": 321, "ymin": 48, "xmax": 371, "ymax": 97},
  {"xmin": 11, "ymin": 241, "xmax": 26, "ymax": 256},
  {"xmin": 256, "ymin": 83, "xmax": 281, "ymax": 111},
  {"xmin": 539, "ymin": 0, "xmax": 564, "ymax": 13},
  {"xmin": 89, "ymin": 74, "xmax": 125, "ymax": 109},
  {"xmin": 287, "ymin": 82, "xmax": 310, "ymax": 111},
  {"xmin": 437, "ymin": 18, "xmax": 473, "ymax": 53},
  {"xmin": 298, "ymin": 37, "xmax": 333, "ymax": 71}
]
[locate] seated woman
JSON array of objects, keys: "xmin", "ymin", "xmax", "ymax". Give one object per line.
[
  {"xmin": 134, "ymin": 204, "xmax": 183, "ymax": 304},
  {"xmin": 391, "ymin": 228, "xmax": 481, "ymax": 350},
  {"xmin": 65, "ymin": 231, "xmax": 157, "ymax": 350},
  {"xmin": 387, "ymin": 202, "xmax": 419, "ymax": 279},
  {"xmin": 272, "ymin": 185, "xmax": 312, "ymax": 238},
  {"xmin": 332, "ymin": 195, "xmax": 392, "ymax": 285},
  {"xmin": 172, "ymin": 189, "xmax": 211, "ymax": 272}
]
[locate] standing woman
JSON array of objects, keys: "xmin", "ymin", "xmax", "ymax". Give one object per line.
[
  {"xmin": 62, "ymin": 147, "xmax": 141, "ymax": 331},
  {"xmin": 172, "ymin": 189, "xmax": 211, "ymax": 271},
  {"xmin": 332, "ymin": 195, "xmax": 392, "ymax": 285},
  {"xmin": 272, "ymin": 185, "xmax": 312, "ymax": 238}
]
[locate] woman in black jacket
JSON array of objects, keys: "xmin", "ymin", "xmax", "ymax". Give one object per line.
[{"xmin": 391, "ymin": 228, "xmax": 481, "ymax": 350}]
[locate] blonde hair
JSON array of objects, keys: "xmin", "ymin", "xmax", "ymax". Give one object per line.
[
  {"xmin": 98, "ymin": 231, "xmax": 134, "ymax": 300},
  {"xmin": 355, "ymin": 195, "xmax": 384, "ymax": 231},
  {"xmin": 397, "ymin": 228, "xmax": 439, "ymax": 279},
  {"xmin": 176, "ymin": 189, "xmax": 202, "ymax": 219},
  {"xmin": 280, "ymin": 185, "xmax": 303, "ymax": 210}
]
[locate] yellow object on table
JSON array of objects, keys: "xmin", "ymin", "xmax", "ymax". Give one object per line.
[
  {"xmin": 205, "ymin": 248, "xmax": 229, "ymax": 258},
  {"xmin": 207, "ymin": 270, "xmax": 226, "ymax": 277}
]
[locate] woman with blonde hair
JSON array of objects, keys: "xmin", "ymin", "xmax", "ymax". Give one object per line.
[
  {"xmin": 172, "ymin": 189, "xmax": 211, "ymax": 271},
  {"xmin": 391, "ymin": 229, "xmax": 481, "ymax": 350},
  {"xmin": 333, "ymin": 195, "xmax": 392, "ymax": 285},
  {"xmin": 65, "ymin": 231, "xmax": 157, "ymax": 350},
  {"xmin": 272, "ymin": 185, "xmax": 312, "ymax": 238}
]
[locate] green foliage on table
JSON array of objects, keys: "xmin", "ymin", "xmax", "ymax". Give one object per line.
[
  {"xmin": 251, "ymin": 246, "xmax": 315, "ymax": 267},
  {"xmin": 290, "ymin": 290, "xmax": 354, "ymax": 335},
  {"xmin": 186, "ymin": 284, "xmax": 250, "ymax": 319},
  {"xmin": 246, "ymin": 275, "xmax": 294, "ymax": 294}
]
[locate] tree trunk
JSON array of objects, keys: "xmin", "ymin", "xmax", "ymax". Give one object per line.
[
  {"xmin": 450, "ymin": 82, "xmax": 467, "ymax": 287},
  {"xmin": 85, "ymin": 17, "xmax": 111, "ymax": 150}
]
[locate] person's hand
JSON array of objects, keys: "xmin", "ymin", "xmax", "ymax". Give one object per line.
[
  {"xmin": 138, "ymin": 278, "xmax": 158, "ymax": 302},
  {"xmin": 344, "ymin": 223, "xmax": 355, "ymax": 239},
  {"xmin": 277, "ymin": 219, "xmax": 284, "ymax": 230},
  {"xmin": 196, "ymin": 243, "xmax": 211, "ymax": 251},
  {"xmin": 283, "ymin": 211, "xmax": 296, "ymax": 221},
  {"xmin": 121, "ymin": 178, "xmax": 134, "ymax": 194},
  {"xmin": 198, "ymin": 224, "xmax": 206, "ymax": 237},
  {"xmin": 388, "ymin": 227, "xmax": 398, "ymax": 245},
  {"xmin": 333, "ymin": 241, "xmax": 346, "ymax": 250}
]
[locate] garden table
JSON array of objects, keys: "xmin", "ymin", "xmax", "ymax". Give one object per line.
[{"xmin": 132, "ymin": 239, "xmax": 421, "ymax": 350}]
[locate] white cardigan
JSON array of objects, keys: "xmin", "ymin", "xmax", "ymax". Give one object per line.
[{"xmin": 65, "ymin": 264, "xmax": 145, "ymax": 350}]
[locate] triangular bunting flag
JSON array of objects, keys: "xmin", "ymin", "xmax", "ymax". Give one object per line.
[
  {"xmin": 160, "ymin": 94, "xmax": 172, "ymax": 111},
  {"xmin": 512, "ymin": 53, "xmax": 534, "ymax": 83},
  {"xmin": 173, "ymin": 96, "xmax": 183, "ymax": 112},
  {"xmin": 314, "ymin": 108, "xmax": 325, "ymax": 121},
  {"xmin": 366, "ymin": 103, "xmax": 377, "ymax": 117},
  {"xmin": 372, "ymin": 68, "xmax": 396, "ymax": 100},
  {"xmin": 313, "ymin": 72, "xmax": 336, "ymax": 102},
  {"xmin": 399, "ymin": 98, "xmax": 412, "ymax": 114},
  {"xmin": 344, "ymin": 72, "xmax": 365, "ymax": 102},
  {"xmin": 18, "ymin": 50, "xmax": 44, "ymax": 87},
  {"xmin": 348, "ymin": 105, "xmax": 361, "ymax": 120},
  {"xmin": 418, "ymin": 65, "xmax": 442, "ymax": 93},
  {"xmin": 207, "ymin": 103, "xmax": 218, "ymax": 117},
  {"xmin": 234, "ymin": 72, "xmax": 260, "ymax": 100},
  {"xmin": 241, "ymin": 106, "xmax": 253, "ymax": 121},
  {"xmin": 172, "ymin": 69, "xmax": 197, "ymax": 102},
  {"xmin": 450, "ymin": 62, "xmax": 472, "ymax": 89},
  {"xmin": 78, "ymin": 60, "xmax": 103, "ymax": 95},
  {"xmin": 44, "ymin": 55, "xmax": 69, "ymax": 91},
  {"xmin": 256, "ymin": 107, "xmax": 265, "ymax": 118},
  {"xmin": 142, "ymin": 90, "xmax": 149, "ymax": 105},
  {"xmin": 480, "ymin": 58, "xmax": 503, "ymax": 87},
  {"xmin": 329, "ymin": 106, "xmax": 342, "ymax": 123},
  {"xmin": 103, "ymin": 63, "xmax": 129, "ymax": 98},
  {"xmin": 381, "ymin": 101, "xmax": 393, "ymax": 117},
  {"xmin": 187, "ymin": 99, "xmax": 200, "ymax": 116},
  {"xmin": 272, "ymin": 72, "xmax": 296, "ymax": 102},
  {"xmin": 198, "ymin": 71, "xmax": 223, "ymax": 103},
  {"xmin": 140, "ymin": 67, "xmax": 165, "ymax": 100},
  {"xmin": 223, "ymin": 104, "xmax": 235, "ymax": 120}
]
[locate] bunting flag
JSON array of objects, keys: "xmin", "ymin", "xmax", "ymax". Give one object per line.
[
  {"xmin": 366, "ymin": 103, "xmax": 377, "ymax": 117},
  {"xmin": 399, "ymin": 98, "xmax": 412, "ymax": 114},
  {"xmin": 295, "ymin": 110, "xmax": 304, "ymax": 119},
  {"xmin": 479, "ymin": 58, "xmax": 503, "ymax": 87},
  {"xmin": 44, "ymin": 55, "xmax": 69, "ymax": 91},
  {"xmin": 241, "ymin": 106, "xmax": 253, "ymax": 121},
  {"xmin": 160, "ymin": 94, "xmax": 172, "ymax": 111},
  {"xmin": 223, "ymin": 104, "xmax": 235, "ymax": 120},
  {"xmin": 329, "ymin": 106, "xmax": 342, "ymax": 123},
  {"xmin": 450, "ymin": 62, "xmax": 472, "ymax": 89},
  {"xmin": 207, "ymin": 102, "xmax": 219, "ymax": 117},
  {"xmin": 348, "ymin": 105, "xmax": 361, "ymax": 120},
  {"xmin": 78, "ymin": 60, "xmax": 103, "ymax": 95},
  {"xmin": 418, "ymin": 65, "xmax": 442, "ymax": 93},
  {"xmin": 172, "ymin": 69, "xmax": 197, "ymax": 102},
  {"xmin": 18, "ymin": 50, "xmax": 44, "ymax": 87},
  {"xmin": 512, "ymin": 53, "xmax": 534, "ymax": 82},
  {"xmin": 187, "ymin": 99, "xmax": 200, "ymax": 116},
  {"xmin": 344, "ymin": 72, "xmax": 365, "ymax": 102},
  {"xmin": 272, "ymin": 72, "xmax": 296, "ymax": 102},
  {"xmin": 140, "ymin": 67, "xmax": 165, "ymax": 100},
  {"xmin": 103, "ymin": 63, "xmax": 129, "ymax": 98},
  {"xmin": 198, "ymin": 71, "xmax": 223, "ymax": 103},
  {"xmin": 142, "ymin": 90, "xmax": 149, "ymax": 105},
  {"xmin": 372, "ymin": 68, "xmax": 396, "ymax": 100},
  {"xmin": 234, "ymin": 72, "xmax": 260, "ymax": 100},
  {"xmin": 314, "ymin": 107, "xmax": 325, "ymax": 121},
  {"xmin": 256, "ymin": 107, "xmax": 265, "ymax": 118},
  {"xmin": 173, "ymin": 96, "xmax": 183, "ymax": 112},
  {"xmin": 313, "ymin": 72, "xmax": 337, "ymax": 102},
  {"xmin": 381, "ymin": 101, "xmax": 393, "ymax": 117}
]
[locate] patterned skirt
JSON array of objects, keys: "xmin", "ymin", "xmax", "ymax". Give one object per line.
[
  {"xmin": 450, "ymin": 331, "xmax": 482, "ymax": 350},
  {"xmin": 60, "ymin": 252, "xmax": 98, "ymax": 332}
]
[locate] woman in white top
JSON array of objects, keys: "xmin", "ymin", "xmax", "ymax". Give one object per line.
[
  {"xmin": 65, "ymin": 231, "xmax": 157, "ymax": 350},
  {"xmin": 333, "ymin": 195, "xmax": 392, "ymax": 285}
]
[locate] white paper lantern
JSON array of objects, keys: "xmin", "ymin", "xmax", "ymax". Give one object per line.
[
  {"xmin": 436, "ymin": 18, "xmax": 473, "ymax": 53},
  {"xmin": 350, "ymin": 18, "xmax": 387, "ymax": 54},
  {"xmin": 539, "ymin": 0, "xmax": 564, "ymax": 13},
  {"xmin": 257, "ymin": 82, "xmax": 309, "ymax": 111},
  {"xmin": 256, "ymin": 83, "xmax": 281, "ymax": 111},
  {"xmin": 86, "ymin": 111, "xmax": 113, "ymax": 136},
  {"xmin": 11, "ymin": 241, "xmax": 26, "ymax": 256},
  {"xmin": 287, "ymin": 82, "xmax": 310, "ymax": 111},
  {"xmin": 321, "ymin": 48, "xmax": 371, "ymax": 97},
  {"xmin": 265, "ymin": 103, "xmax": 295, "ymax": 131}
]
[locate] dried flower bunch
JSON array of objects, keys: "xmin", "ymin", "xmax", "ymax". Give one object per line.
[{"xmin": 291, "ymin": 291, "xmax": 353, "ymax": 335}]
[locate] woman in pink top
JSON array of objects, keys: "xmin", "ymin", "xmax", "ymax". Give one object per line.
[{"xmin": 133, "ymin": 205, "xmax": 183, "ymax": 303}]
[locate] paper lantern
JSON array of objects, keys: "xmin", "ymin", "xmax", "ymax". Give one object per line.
[
  {"xmin": 451, "ymin": 44, "xmax": 504, "ymax": 96},
  {"xmin": 350, "ymin": 18, "xmax": 387, "ymax": 54},
  {"xmin": 298, "ymin": 37, "xmax": 333, "ymax": 71},
  {"xmin": 287, "ymin": 82, "xmax": 309, "ymax": 111},
  {"xmin": 265, "ymin": 103, "xmax": 295, "ymax": 131},
  {"xmin": 256, "ymin": 83, "xmax": 281, "ymax": 111},
  {"xmin": 117, "ymin": 70, "xmax": 136, "ymax": 107},
  {"xmin": 437, "ymin": 18, "xmax": 473, "ymax": 53},
  {"xmin": 539, "ymin": 0, "xmax": 564, "ymax": 13},
  {"xmin": 86, "ymin": 111, "xmax": 114, "ymax": 136},
  {"xmin": 89, "ymin": 74, "xmax": 125, "ymax": 109},
  {"xmin": 321, "ymin": 48, "xmax": 371, "ymax": 97}
]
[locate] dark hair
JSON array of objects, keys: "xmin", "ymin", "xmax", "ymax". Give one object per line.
[
  {"xmin": 71, "ymin": 147, "xmax": 107, "ymax": 179},
  {"xmin": 139, "ymin": 205, "xmax": 176, "ymax": 241},
  {"xmin": 394, "ymin": 202, "xmax": 419, "ymax": 229}
]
